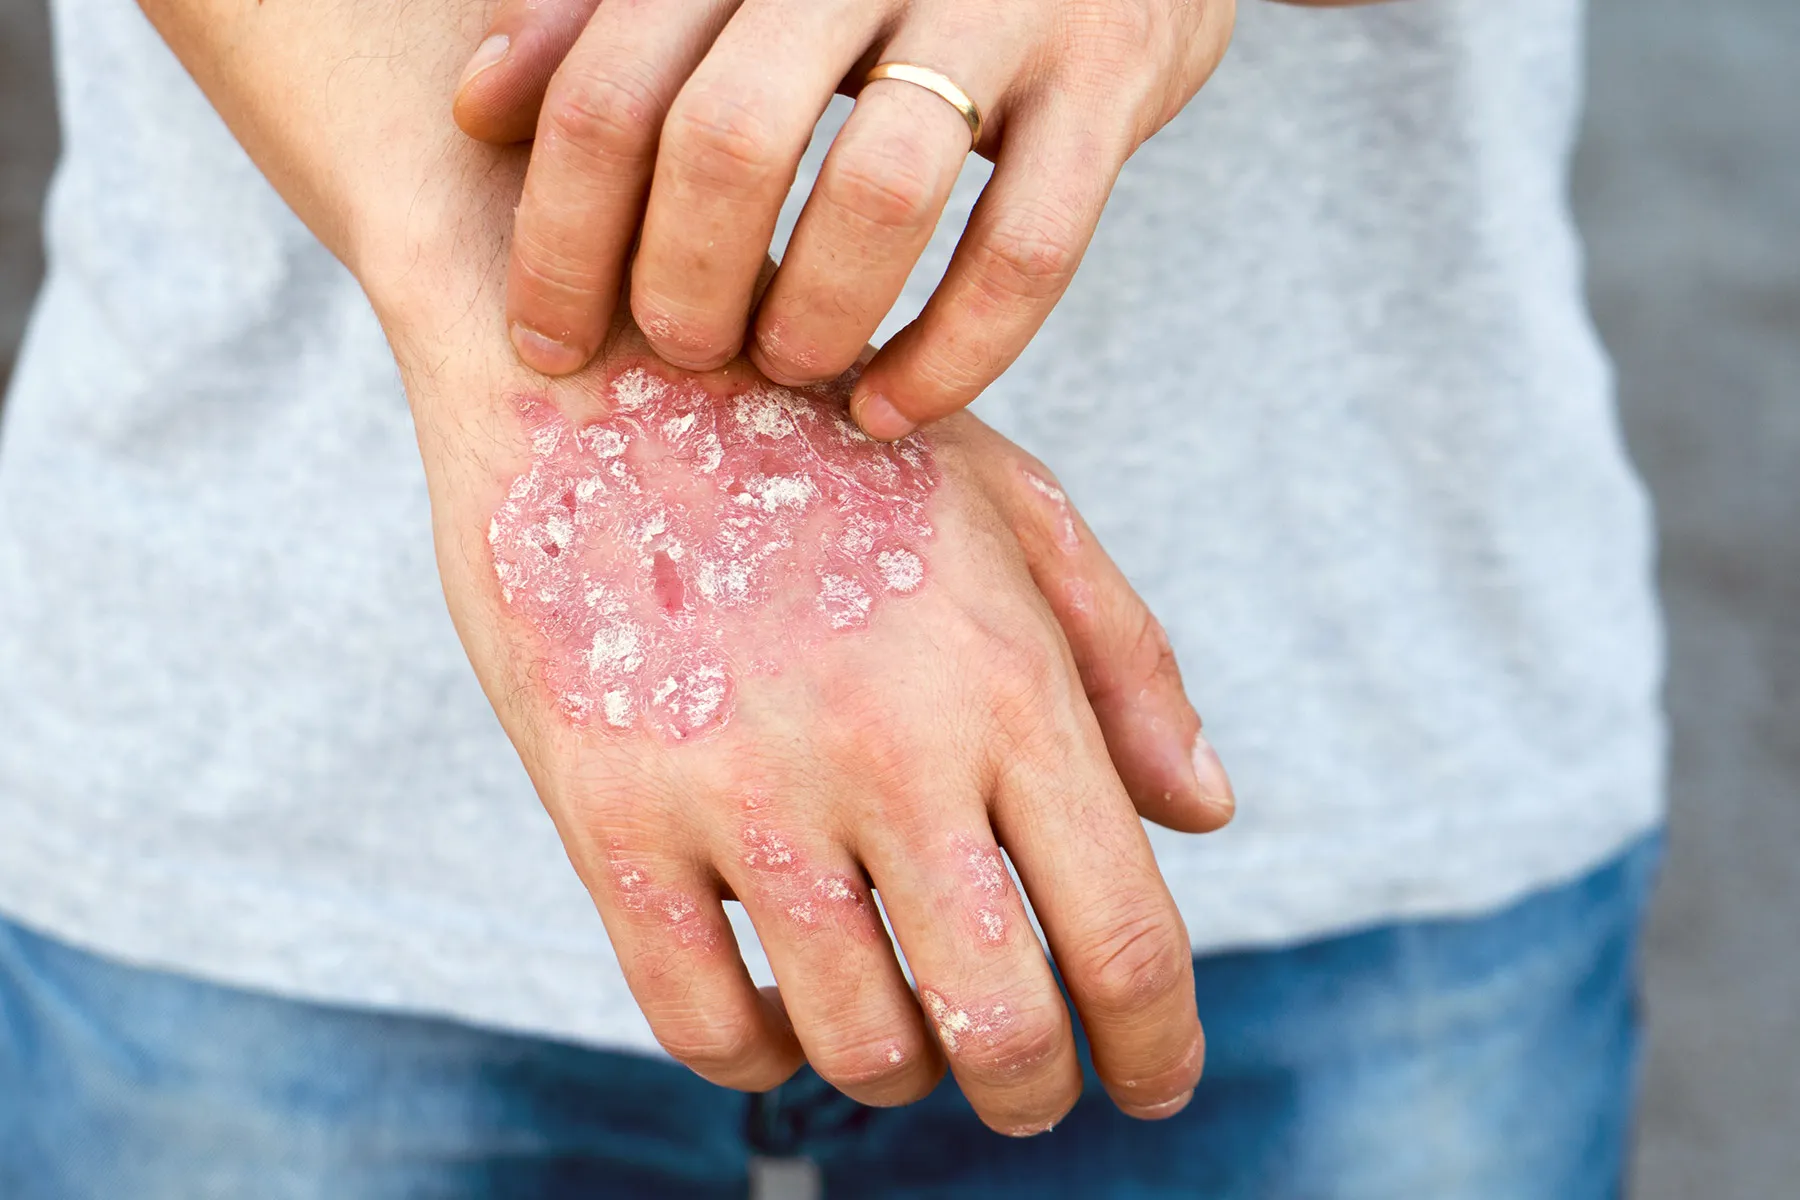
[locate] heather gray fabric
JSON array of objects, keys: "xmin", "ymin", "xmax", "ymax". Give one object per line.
[{"xmin": 0, "ymin": 0, "xmax": 1664, "ymax": 1051}]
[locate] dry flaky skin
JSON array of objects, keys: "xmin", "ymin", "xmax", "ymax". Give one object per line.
[
  {"xmin": 487, "ymin": 364, "xmax": 937, "ymax": 740},
  {"xmin": 131, "ymin": 0, "xmax": 1233, "ymax": 1143},
  {"xmin": 452, "ymin": 342, "xmax": 1223, "ymax": 1135}
]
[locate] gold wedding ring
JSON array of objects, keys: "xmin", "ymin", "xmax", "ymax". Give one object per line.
[{"xmin": 863, "ymin": 62, "xmax": 983, "ymax": 146}]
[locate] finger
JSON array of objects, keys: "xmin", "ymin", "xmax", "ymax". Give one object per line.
[
  {"xmin": 712, "ymin": 789, "xmax": 945, "ymax": 1106},
  {"xmin": 505, "ymin": 0, "xmax": 742, "ymax": 377},
  {"xmin": 453, "ymin": 0, "xmax": 601, "ymax": 145},
  {"xmin": 849, "ymin": 102, "xmax": 1126, "ymax": 440},
  {"xmin": 631, "ymin": 0, "xmax": 883, "ymax": 372},
  {"xmin": 987, "ymin": 455, "xmax": 1233, "ymax": 833},
  {"xmin": 583, "ymin": 836, "xmax": 804, "ymax": 1091},
  {"xmin": 748, "ymin": 35, "xmax": 1015, "ymax": 387},
  {"xmin": 860, "ymin": 785, "xmax": 1085, "ymax": 1135},
  {"xmin": 991, "ymin": 713, "xmax": 1206, "ymax": 1120}
]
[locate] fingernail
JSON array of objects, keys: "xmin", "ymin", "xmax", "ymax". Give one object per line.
[
  {"xmin": 1122, "ymin": 1089, "xmax": 1194, "ymax": 1120},
  {"xmin": 510, "ymin": 322, "xmax": 587, "ymax": 376},
  {"xmin": 1191, "ymin": 729, "xmax": 1235, "ymax": 816},
  {"xmin": 853, "ymin": 391, "xmax": 916, "ymax": 441},
  {"xmin": 457, "ymin": 34, "xmax": 510, "ymax": 94}
]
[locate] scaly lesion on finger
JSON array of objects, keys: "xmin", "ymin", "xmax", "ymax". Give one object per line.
[
  {"xmin": 917, "ymin": 984, "xmax": 1067, "ymax": 1089},
  {"xmin": 952, "ymin": 833, "xmax": 1021, "ymax": 948},
  {"xmin": 602, "ymin": 845, "xmax": 722, "ymax": 952},
  {"xmin": 736, "ymin": 792, "xmax": 887, "ymax": 941},
  {"xmin": 1018, "ymin": 465, "xmax": 1081, "ymax": 554}
]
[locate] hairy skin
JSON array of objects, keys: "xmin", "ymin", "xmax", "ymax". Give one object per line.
[{"xmin": 138, "ymin": 0, "xmax": 1236, "ymax": 1136}]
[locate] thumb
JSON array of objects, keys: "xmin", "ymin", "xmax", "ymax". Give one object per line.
[
  {"xmin": 988, "ymin": 452, "xmax": 1234, "ymax": 834},
  {"xmin": 452, "ymin": 0, "xmax": 601, "ymax": 144}
]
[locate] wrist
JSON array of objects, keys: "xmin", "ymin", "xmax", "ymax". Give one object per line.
[{"xmin": 351, "ymin": 138, "xmax": 527, "ymax": 351}]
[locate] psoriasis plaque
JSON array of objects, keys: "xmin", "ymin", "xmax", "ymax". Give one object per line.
[
  {"xmin": 955, "ymin": 835, "xmax": 1017, "ymax": 946},
  {"xmin": 488, "ymin": 367, "xmax": 938, "ymax": 740},
  {"xmin": 920, "ymin": 988, "xmax": 1015, "ymax": 1057},
  {"xmin": 740, "ymin": 801, "xmax": 882, "ymax": 938},
  {"xmin": 606, "ymin": 851, "xmax": 718, "ymax": 950},
  {"xmin": 1019, "ymin": 467, "xmax": 1079, "ymax": 553}
]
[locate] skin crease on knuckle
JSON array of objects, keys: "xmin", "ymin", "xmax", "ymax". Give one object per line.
[
  {"xmin": 823, "ymin": 122, "xmax": 947, "ymax": 239},
  {"xmin": 1071, "ymin": 899, "xmax": 1191, "ymax": 1029},
  {"xmin": 919, "ymin": 985, "xmax": 1074, "ymax": 1111},
  {"xmin": 969, "ymin": 200, "xmax": 1086, "ymax": 311},
  {"xmin": 540, "ymin": 68, "xmax": 663, "ymax": 169},
  {"xmin": 662, "ymin": 87, "xmax": 787, "ymax": 198},
  {"xmin": 654, "ymin": 1003, "xmax": 781, "ymax": 1084}
]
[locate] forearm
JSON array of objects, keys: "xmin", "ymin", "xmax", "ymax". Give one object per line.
[
  {"xmin": 139, "ymin": 0, "xmax": 621, "ymax": 781},
  {"xmin": 138, "ymin": 0, "xmax": 510, "ymax": 331}
]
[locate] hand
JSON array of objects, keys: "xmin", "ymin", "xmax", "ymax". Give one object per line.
[
  {"xmin": 452, "ymin": 0, "xmax": 1236, "ymax": 438},
  {"xmin": 137, "ymin": 0, "xmax": 1230, "ymax": 1130},
  {"xmin": 407, "ymin": 305, "xmax": 1231, "ymax": 1132}
]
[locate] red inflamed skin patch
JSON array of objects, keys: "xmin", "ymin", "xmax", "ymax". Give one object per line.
[{"xmin": 488, "ymin": 364, "xmax": 939, "ymax": 741}]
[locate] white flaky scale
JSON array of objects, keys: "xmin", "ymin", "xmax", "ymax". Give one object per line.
[
  {"xmin": 921, "ymin": 989, "xmax": 1013, "ymax": 1055},
  {"xmin": 876, "ymin": 548, "xmax": 924, "ymax": 594},
  {"xmin": 1021, "ymin": 468, "xmax": 1081, "ymax": 553},
  {"xmin": 489, "ymin": 366, "xmax": 939, "ymax": 740}
]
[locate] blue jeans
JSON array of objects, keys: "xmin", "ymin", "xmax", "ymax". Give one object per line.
[{"xmin": 0, "ymin": 837, "xmax": 1657, "ymax": 1199}]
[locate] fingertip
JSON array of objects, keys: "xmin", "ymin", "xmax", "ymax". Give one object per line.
[
  {"xmin": 1101, "ymin": 717, "xmax": 1236, "ymax": 835},
  {"xmin": 1118, "ymin": 1088, "xmax": 1195, "ymax": 1121},
  {"xmin": 510, "ymin": 321, "xmax": 591, "ymax": 376},
  {"xmin": 1134, "ymin": 787, "xmax": 1230, "ymax": 836},
  {"xmin": 452, "ymin": 35, "xmax": 517, "ymax": 141},
  {"xmin": 1190, "ymin": 729, "xmax": 1236, "ymax": 826},
  {"xmin": 457, "ymin": 33, "xmax": 512, "ymax": 97},
  {"xmin": 1105, "ymin": 1026, "xmax": 1204, "ymax": 1120},
  {"xmin": 746, "ymin": 343, "xmax": 809, "ymax": 389},
  {"xmin": 632, "ymin": 300, "xmax": 738, "ymax": 374},
  {"xmin": 748, "ymin": 319, "xmax": 834, "ymax": 388},
  {"xmin": 850, "ymin": 388, "xmax": 917, "ymax": 442}
]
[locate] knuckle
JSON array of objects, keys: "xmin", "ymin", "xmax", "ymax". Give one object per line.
[
  {"xmin": 664, "ymin": 87, "xmax": 783, "ymax": 191},
  {"xmin": 970, "ymin": 202, "xmax": 1085, "ymax": 305},
  {"xmin": 753, "ymin": 315, "xmax": 835, "ymax": 382},
  {"xmin": 1134, "ymin": 609, "xmax": 1184, "ymax": 688},
  {"xmin": 822, "ymin": 137, "xmax": 942, "ymax": 234},
  {"xmin": 543, "ymin": 68, "xmax": 663, "ymax": 162},
  {"xmin": 1101, "ymin": 604, "xmax": 1181, "ymax": 701},
  {"xmin": 1058, "ymin": 0, "xmax": 1169, "ymax": 89},
  {"xmin": 952, "ymin": 1009, "xmax": 1066, "ymax": 1084},
  {"xmin": 813, "ymin": 1037, "xmax": 932, "ymax": 1098},
  {"xmin": 1073, "ymin": 591, "xmax": 1183, "ymax": 711},
  {"xmin": 981, "ymin": 632, "xmax": 1064, "ymax": 728},
  {"xmin": 656, "ymin": 1006, "xmax": 771, "ymax": 1082},
  {"xmin": 1072, "ymin": 905, "xmax": 1190, "ymax": 1021}
]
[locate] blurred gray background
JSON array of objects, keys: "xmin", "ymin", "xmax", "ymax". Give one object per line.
[
  {"xmin": 1575, "ymin": 1, "xmax": 1800, "ymax": 1195},
  {"xmin": 1, "ymin": 0, "xmax": 1794, "ymax": 1195}
]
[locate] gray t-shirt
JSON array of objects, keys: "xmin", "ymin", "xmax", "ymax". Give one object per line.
[{"xmin": 0, "ymin": 0, "xmax": 1663, "ymax": 1050}]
